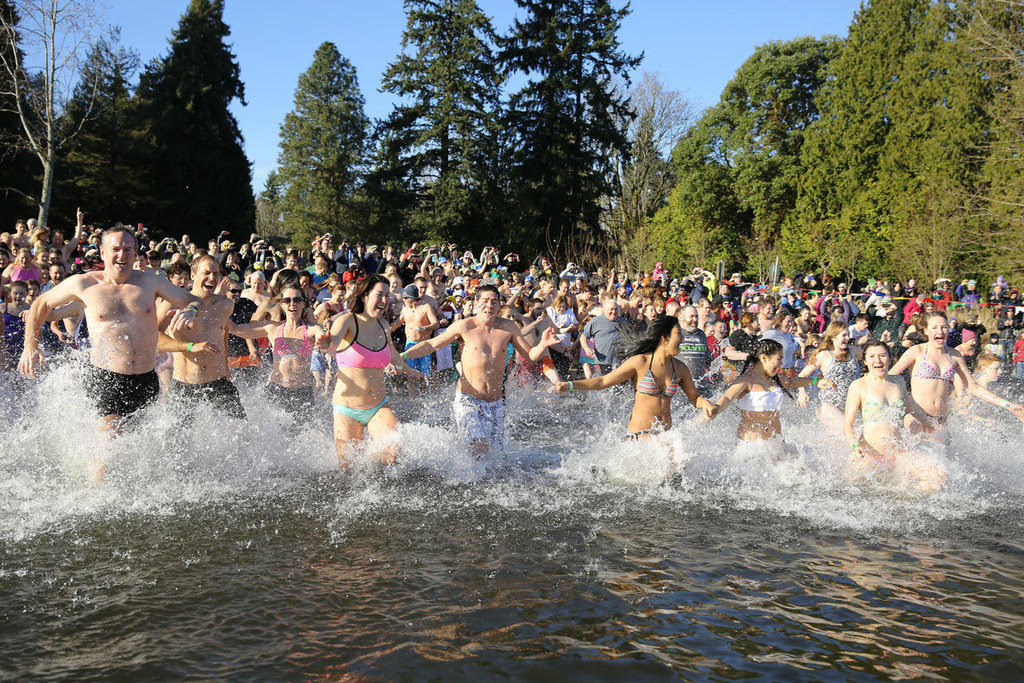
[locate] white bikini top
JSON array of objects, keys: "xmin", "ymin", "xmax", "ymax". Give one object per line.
[{"xmin": 736, "ymin": 387, "xmax": 784, "ymax": 412}]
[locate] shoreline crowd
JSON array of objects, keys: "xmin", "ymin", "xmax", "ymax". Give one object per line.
[{"xmin": 4, "ymin": 214, "xmax": 1024, "ymax": 489}]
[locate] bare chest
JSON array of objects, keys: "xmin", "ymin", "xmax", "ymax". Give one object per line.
[{"xmin": 83, "ymin": 284, "xmax": 155, "ymax": 322}]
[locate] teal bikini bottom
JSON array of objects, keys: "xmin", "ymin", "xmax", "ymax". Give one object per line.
[{"xmin": 333, "ymin": 397, "xmax": 389, "ymax": 426}]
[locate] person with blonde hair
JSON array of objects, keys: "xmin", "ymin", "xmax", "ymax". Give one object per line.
[{"xmin": 797, "ymin": 321, "xmax": 863, "ymax": 432}]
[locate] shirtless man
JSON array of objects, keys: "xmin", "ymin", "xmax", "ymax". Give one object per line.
[
  {"xmin": 159, "ymin": 255, "xmax": 246, "ymax": 418},
  {"xmin": 18, "ymin": 227, "xmax": 202, "ymax": 477},
  {"xmin": 396, "ymin": 283, "xmax": 439, "ymax": 377},
  {"xmin": 402, "ymin": 285, "xmax": 559, "ymax": 456}
]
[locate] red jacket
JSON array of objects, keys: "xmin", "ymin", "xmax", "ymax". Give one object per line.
[{"xmin": 1013, "ymin": 339, "xmax": 1024, "ymax": 364}]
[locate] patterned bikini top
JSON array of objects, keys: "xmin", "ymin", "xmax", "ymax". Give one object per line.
[
  {"xmin": 636, "ymin": 355, "xmax": 680, "ymax": 398},
  {"xmin": 914, "ymin": 356, "xmax": 955, "ymax": 382}
]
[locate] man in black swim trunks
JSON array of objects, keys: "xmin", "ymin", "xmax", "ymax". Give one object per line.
[
  {"xmin": 158, "ymin": 255, "xmax": 247, "ymax": 419},
  {"xmin": 19, "ymin": 225, "xmax": 203, "ymax": 479}
]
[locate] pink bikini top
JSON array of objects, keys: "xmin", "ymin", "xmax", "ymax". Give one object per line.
[
  {"xmin": 337, "ymin": 318, "xmax": 391, "ymax": 369},
  {"xmin": 272, "ymin": 324, "xmax": 313, "ymax": 359},
  {"xmin": 914, "ymin": 356, "xmax": 955, "ymax": 382}
]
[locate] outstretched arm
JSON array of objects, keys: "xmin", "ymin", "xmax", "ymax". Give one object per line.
[
  {"xmin": 708, "ymin": 380, "xmax": 749, "ymax": 419},
  {"xmin": 556, "ymin": 355, "xmax": 641, "ymax": 393},
  {"xmin": 674, "ymin": 358, "xmax": 715, "ymax": 416},
  {"xmin": 19, "ymin": 276, "xmax": 82, "ymax": 378},
  {"xmin": 843, "ymin": 381, "xmax": 862, "ymax": 448},
  {"xmin": 509, "ymin": 324, "xmax": 560, "ymax": 362},
  {"xmin": 888, "ymin": 345, "xmax": 919, "ymax": 376},
  {"xmin": 954, "ymin": 353, "xmax": 1024, "ymax": 421},
  {"xmin": 404, "ymin": 319, "xmax": 466, "ymax": 359}
]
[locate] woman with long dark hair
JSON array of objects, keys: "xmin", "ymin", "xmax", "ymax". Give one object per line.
[
  {"xmin": 319, "ymin": 274, "xmax": 424, "ymax": 469},
  {"xmin": 708, "ymin": 338, "xmax": 831, "ymax": 453},
  {"xmin": 555, "ymin": 315, "xmax": 715, "ymax": 438}
]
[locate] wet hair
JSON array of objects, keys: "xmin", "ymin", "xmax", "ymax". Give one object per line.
[
  {"xmin": 860, "ymin": 340, "xmax": 891, "ymax": 375},
  {"xmin": 190, "ymin": 254, "xmax": 219, "ymax": 274},
  {"xmin": 348, "ymin": 274, "xmax": 388, "ymax": 315},
  {"xmin": 165, "ymin": 261, "xmax": 190, "ymax": 281},
  {"xmin": 268, "ymin": 268, "xmax": 300, "ymax": 299},
  {"xmin": 100, "ymin": 224, "xmax": 137, "ymax": 248},
  {"xmin": 475, "ymin": 284, "xmax": 499, "ymax": 300},
  {"xmin": 925, "ymin": 310, "xmax": 948, "ymax": 325},
  {"xmin": 740, "ymin": 338, "xmax": 792, "ymax": 398},
  {"xmin": 620, "ymin": 314, "xmax": 679, "ymax": 360}
]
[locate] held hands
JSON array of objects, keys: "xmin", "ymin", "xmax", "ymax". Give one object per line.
[
  {"xmin": 186, "ymin": 340, "xmax": 220, "ymax": 355},
  {"xmin": 555, "ymin": 381, "xmax": 571, "ymax": 393}
]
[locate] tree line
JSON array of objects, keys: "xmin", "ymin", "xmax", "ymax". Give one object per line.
[
  {"xmin": 1, "ymin": 0, "xmax": 1022, "ymax": 284},
  {"xmin": 643, "ymin": 0, "xmax": 1024, "ymax": 285}
]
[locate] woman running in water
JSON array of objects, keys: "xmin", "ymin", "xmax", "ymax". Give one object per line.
[
  {"xmin": 231, "ymin": 286, "xmax": 325, "ymax": 422},
  {"xmin": 708, "ymin": 338, "xmax": 832, "ymax": 455},
  {"xmin": 843, "ymin": 340, "xmax": 946, "ymax": 491},
  {"xmin": 555, "ymin": 315, "xmax": 715, "ymax": 438},
  {"xmin": 888, "ymin": 311, "xmax": 1024, "ymax": 443},
  {"xmin": 319, "ymin": 274, "xmax": 423, "ymax": 468},
  {"xmin": 797, "ymin": 322, "xmax": 862, "ymax": 432}
]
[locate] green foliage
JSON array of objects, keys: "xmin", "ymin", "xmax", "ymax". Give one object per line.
[
  {"xmin": 133, "ymin": 0, "xmax": 254, "ymax": 240},
  {"xmin": 500, "ymin": 0, "xmax": 641, "ymax": 260},
  {"xmin": 51, "ymin": 35, "xmax": 146, "ymax": 228},
  {"xmin": 0, "ymin": 0, "xmax": 35, "ymax": 228},
  {"xmin": 274, "ymin": 41, "xmax": 369, "ymax": 247},
  {"xmin": 378, "ymin": 0, "xmax": 504, "ymax": 246},
  {"xmin": 643, "ymin": 36, "xmax": 836, "ymax": 278}
]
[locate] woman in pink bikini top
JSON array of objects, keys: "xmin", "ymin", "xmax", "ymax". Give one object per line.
[
  {"xmin": 888, "ymin": 311, "xmax": 1024, "ymax": 438},
  {"xmin": 230, "ymin": 286, "xmax": 325, "ymax": 391},
  {"xmin": 319, "ymin": 274, "xmax": 425, "ymax": 469}
]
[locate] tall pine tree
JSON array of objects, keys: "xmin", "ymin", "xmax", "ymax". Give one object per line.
[
  {"xmin": 379, "ymin": 0, "xmax": 503, "ymax": 245},
  {"xmin": 274, "ymin": 41, "xmax": 368, "ymax": 246},
  {"xmin": 500, "ymin": 0, "xmax": 641, "ymax": 260},
  {"xmin": 134, "ymin": 0, "xmax": 253, "ymax": 240},
  {"xmin": 0, "ymin": 0, "xmax": 34, "ymax": 229},
  {"xmin": 52, "ymin": 35, "xmax": 146, "ymax": 228}
]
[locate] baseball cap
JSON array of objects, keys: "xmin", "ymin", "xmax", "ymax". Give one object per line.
[{"xmin": 402, "ymin": 284, "xmax": 419, "ymax": 299}]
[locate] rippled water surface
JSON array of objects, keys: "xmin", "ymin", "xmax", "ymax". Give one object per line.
[{"xmin": 3, "ymin": 364, "xmax": 1024, "ymax": 679}]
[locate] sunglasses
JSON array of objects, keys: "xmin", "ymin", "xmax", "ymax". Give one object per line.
[
  {"xmin": 228, "ymin": 288, "xmax": 242, "ymax": 294},
  {"xmin": 280, "ymin": 297, "xmax": 304, "ymax": 304}
]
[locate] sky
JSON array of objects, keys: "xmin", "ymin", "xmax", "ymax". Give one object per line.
[{"xmin": 100, "ymin": 0, "xmax": 865, "ymax": 189}]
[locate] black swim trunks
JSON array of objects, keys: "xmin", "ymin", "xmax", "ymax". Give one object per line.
[
  {"xmin": 86, "ymin": 367, "xmax": 160, "ymax": 419},
  {"xmin": 167, "ymin": 377, "xmax": 246, "ymax": 419}
]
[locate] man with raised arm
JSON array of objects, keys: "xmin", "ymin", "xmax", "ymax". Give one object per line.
[
  {"xmin": 402, "ymin": 284, "xmax": 559, "ymax": 457},
  {"xmin": 18, "ymin": 225, "xmax": 202, "ymax": 477}
]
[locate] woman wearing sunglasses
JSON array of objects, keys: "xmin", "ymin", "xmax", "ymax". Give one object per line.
[{"xmin": 230, "ymin": 285, "xmax": 325, "ymax": 423}]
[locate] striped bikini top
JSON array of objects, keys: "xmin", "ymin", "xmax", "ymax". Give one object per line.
[{"xmin": 636, "ymin": 354, "xmax": 680, "ymax": 398}]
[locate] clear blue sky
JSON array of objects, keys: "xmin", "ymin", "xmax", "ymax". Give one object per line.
[{"xmin": 104, "ymin": 0, "xmax": 864, "ymax": 189}]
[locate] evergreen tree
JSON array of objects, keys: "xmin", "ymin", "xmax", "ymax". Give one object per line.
[
  {"xmin": 379, "ymin": 0, "xmax": 503, "ymax": 246},
  {"xmin": 52, "ymin": 35, "xmax": 145, "ymax": 228},
  {"xmin": 0, "ymin": 0, "xmax": 35, "ymax": 229},
  {"xmin": 134, "ymin": 0, "xmax": 253, "ymax": 240},
  {"xmin": 797, "ymin": 0, "xmax": 930, "ymax": 272},
  {"xmin": 500, "ymin": 0, "xmax": 641, "ymax": 260},
  {"xmin": 274, "ymin": 41, "xmax": 368, "ymax": 246}
]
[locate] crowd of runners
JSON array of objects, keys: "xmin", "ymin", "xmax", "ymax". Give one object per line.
[{"xmin": 4, "ymin": 214, "xmax": 1024, "ymax": 489}]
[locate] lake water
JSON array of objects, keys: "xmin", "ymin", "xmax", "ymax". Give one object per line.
[{"xmin": 3, "ymin": 364, "xmax": 1024, "ymax": 678}]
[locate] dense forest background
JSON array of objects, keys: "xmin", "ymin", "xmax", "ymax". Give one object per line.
[{"xmin": 1, "ymin": 0, "xmax": 1022, "ymax": 283}]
